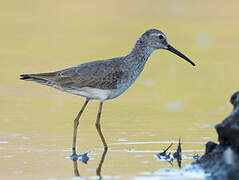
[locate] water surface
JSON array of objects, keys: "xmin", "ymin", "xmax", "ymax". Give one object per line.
[{"xmin": 1, "ymin": 0, "xmax": 239, "ymax": 179}]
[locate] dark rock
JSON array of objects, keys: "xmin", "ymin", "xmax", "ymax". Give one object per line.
[
  {"xmin": 193, "ymin": 91, "xmax": 239, "ymax": 180},
  {"xmin": 205, "ymin": 141, "xmax": 218, "ymax": 155},
  {"xmin": 215, "ymin": 92, "xmax": 239, "ymax": 151}
]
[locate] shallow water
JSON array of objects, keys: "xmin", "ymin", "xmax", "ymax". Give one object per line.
[
  {"xmin": 0, "ymin": 94, "xmax": 220, "ymax": 180},
  {"xmin": 1, "ymin": 0, "xmax": 239, "ymax": 179},
  {"xmin": 0, "ymin": 94, "xmax": 216, "ymax": 180}
]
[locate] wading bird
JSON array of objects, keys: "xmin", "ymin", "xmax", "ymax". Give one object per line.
[{"xmin": 20, "ymin": 29, "xmax": 195, "ymax": 156}]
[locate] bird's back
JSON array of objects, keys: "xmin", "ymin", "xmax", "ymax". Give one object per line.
[{"xmin": 20, "ymin": 57, "xmax": 133, "ymax": 94}]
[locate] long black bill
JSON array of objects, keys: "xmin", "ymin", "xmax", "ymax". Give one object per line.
[{"xmin": 167, "ymin": 44, "xmax": 195, "ymax": 66}]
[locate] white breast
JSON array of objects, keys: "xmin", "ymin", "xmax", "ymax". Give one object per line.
[{"xmin": 61, "ymin": 86, "xmax": 128, "ymax": 102}]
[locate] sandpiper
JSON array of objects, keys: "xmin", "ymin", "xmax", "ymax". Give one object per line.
[{"xmin": 20, "ymin": 29, "xmax": 195, "ymax": 155}]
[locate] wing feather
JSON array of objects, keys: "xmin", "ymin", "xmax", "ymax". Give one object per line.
[{"xmin": 56, "ymin": 59, "xmax": 125, "ymax": 90}]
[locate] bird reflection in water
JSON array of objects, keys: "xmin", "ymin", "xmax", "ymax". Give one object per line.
[
  {"xmin": 96, "ymin": 148, "xmax": 108, "ymax": 179},
  {"xmin": 71, "ymin": 148, "xmax": 108, "ymax": 179},
  {"xmin": 70, "ymin": 152, "xmax": 90, "ymax": 177}
]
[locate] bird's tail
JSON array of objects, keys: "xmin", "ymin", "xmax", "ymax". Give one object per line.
[{"xmin": 20, "ymin": 71, "xmax": 58, "ymax": 84}]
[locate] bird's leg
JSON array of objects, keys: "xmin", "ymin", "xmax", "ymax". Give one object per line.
[
  {"xmin": 72, "ymin": 99, "xmax": 89, "ymax": 155},
  {"xmin": 95, "ymin": 102, "xmax": 108, "ymax": 150}
]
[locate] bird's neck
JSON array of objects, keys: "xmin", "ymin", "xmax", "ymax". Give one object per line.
[
  {"xmin": 127, "ymin": 39, "xmax": 155, "ymax": 64},
  {"xmin": 122, "ymin": 39, "xmax": 155, "ymax": 84}
]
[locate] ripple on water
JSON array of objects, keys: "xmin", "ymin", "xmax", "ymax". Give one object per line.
[
  {"xmin": 131, "ymin": 164, "xmax": 207, "ymax": 180},
  {"xmin": 117, "ymin": 138, "xmax": 128, "ymax": 141},
  {"xmin": 13, "ymin": 170, "xmax": 23, "ymax": 174},
  {"xmin": 22, "ymin": 136, "xmax": 30, "ymax": 140},
  {"xmin": 12, "ymin": 133, "xmax": 22, "ymax": 137},
  {"xmin": 112, "ymin": 141, "xmax": 205, "ymax": 145},
  {"xmin": 0, "ymin": 141, "xmax": 8, "ymax": 144},
  {"xmin": 89, "ymin": 175, "xmax": 120, "ymax": 179}
]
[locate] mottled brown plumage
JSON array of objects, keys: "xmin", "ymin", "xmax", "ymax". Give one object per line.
[{"xmin": 21, "ymin": 58, "xmax": 126, "ymax": 90}]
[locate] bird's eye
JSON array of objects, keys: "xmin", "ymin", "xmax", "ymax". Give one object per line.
[{"xmin": 158, "ymin": 35, "xmax": 164, "ymax": 39}]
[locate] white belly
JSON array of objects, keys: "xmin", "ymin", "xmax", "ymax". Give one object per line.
[
  {"xmin": 54, "ymin": 70, "xmax": 140, "ymax": 101},
  {"xmin": 63, "ymin": 86, "xmax": 128, "ymax": 102}
]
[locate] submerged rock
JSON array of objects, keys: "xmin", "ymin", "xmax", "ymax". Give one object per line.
[
  {"xmin": 155, "ymin": 140, "xmax": 183, "ymax": 168},
  {"xmin": 194, "ymin": 91, "xmax": 239, "ymax": 180}
]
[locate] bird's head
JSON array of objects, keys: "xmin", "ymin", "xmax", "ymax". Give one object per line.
[{"xmin": 140, "ymin": 29, "xmax": 195, "ymax": 66}]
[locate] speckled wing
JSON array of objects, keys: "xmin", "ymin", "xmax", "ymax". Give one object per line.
[
  {"xmin": 20, "ymin": 58, "xmax": 126, "ymax": 90},
  {"xmin": 55, "ymin": 59, "xmax": 125, "ymax": 90}
]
